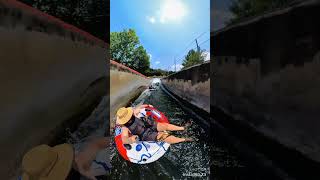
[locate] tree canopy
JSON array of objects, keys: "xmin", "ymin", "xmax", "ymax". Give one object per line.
[
  {"xmin": 145, "ymin": 68, "xmax": 171, "ymax": 77},
  {"xmin": 110, "ymin": 29, "xmax": 150, "ymax": 74},
  {"xmin": 132, "ymin": 46, "xmax": 150, "ymax": 74},
  {"xmin": 19, "ymin": 0, "xmax": 108, "ymax": 41},
  {"xmin": 228, "ymin": 0, "xmax": 295, "ymax": 25},
  {"xmin": 182, "ymin": 49, "xmax": 205, "ymax": 69}
]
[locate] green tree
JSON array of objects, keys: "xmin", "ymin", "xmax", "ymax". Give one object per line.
[
  {"xmin": 110, "ymin": 29, "xmax": 150, "ymax": 74},
  {"xmin": 110, "ymin": 29, "xmax": 139, "ymax": 65},
  {"xmin": 132, "ymin": 46, "xmax": 150, "ymax": 74},
  {"xmin": 145, "ymin": 68, "xmax": 169, "ymax": 77},
  {"xmin": 19, "ymin": 0, "xmax": 108, "ymax": 41},
  {"xmin": 182, "ymin": 49, "xmax": 205, "ymax": 69},
  {"xmin": 228, "ymin": 0, "xmax": 295, "ymax": 25}
]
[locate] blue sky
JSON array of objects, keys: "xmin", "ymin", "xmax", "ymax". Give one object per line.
[{"xmin": 111, "ymin": 0, "xmax": 210, "ymax": 71}]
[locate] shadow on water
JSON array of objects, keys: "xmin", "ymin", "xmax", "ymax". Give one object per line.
[{"xmin": 109, "ymin": 80, "xmax": 210, "ymax": 180}]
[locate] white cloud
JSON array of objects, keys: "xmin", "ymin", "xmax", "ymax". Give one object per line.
[
  {"xmin": 160, "ymin": 0, "xmax": 187, "ymax": 23},
  {"xmin": 147, "ymin": 16, "xmax": 156, "ymax": 24},
  {"xmin": 170, "ymin": 64, "xmax": 183, "ymax": 71},
  {"xmin": 160, "ymin": 17, "xmax": 165, "ymax": 24},
  {"xmin": 202, "ymin": 51, "xmax": 210, "ymax": 61},
  {"xmin": 148, "ymin": 53, "xmax": 152, "ymax": 60},
  {"xmin": 147, "ymin": 0, "xmax": 187, "ymax": 24},
  {"xmin": 155, "ymin": 61, "xmax": 160, "ymax": 65}
]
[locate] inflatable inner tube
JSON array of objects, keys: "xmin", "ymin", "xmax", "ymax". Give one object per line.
[{"xmin": 114, "ymin": 106, "xmax": 170, "ymax": 164}]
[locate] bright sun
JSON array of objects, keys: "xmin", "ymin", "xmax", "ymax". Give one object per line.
[{"xmin": 160, "ymin": 0, "xmax": 187, "ymax": 23}]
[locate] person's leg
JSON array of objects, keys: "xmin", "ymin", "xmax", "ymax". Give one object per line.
[
  {"xmin": 157, "ymin": 123, "xmax": 184, "ymax": 131},
  {"xmin": 156, "ymin": 132, "xmax": 192, "ymax": 144}
]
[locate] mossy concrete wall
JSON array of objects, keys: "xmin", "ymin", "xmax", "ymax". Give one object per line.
[
  {"xmin": 109, "ymin": 61, "xmax": 150, "ymax": 130},
  {"xmin": 162, "ymin": 62, "xmax": 210, "ymax": 113},
  {"xmin": 212, "ymin": 1, "xmax": 320, "ymax": 164},
  {"xmin": 0, "ymin": 1, "xmax": 107, "ymax": 178}
]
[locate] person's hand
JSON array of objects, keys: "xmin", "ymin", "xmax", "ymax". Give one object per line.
[
  {"xmin": 74, "ymin": 137, "xmax": 109, "ymax": 179},
  {"xmin": 77, "ymin": 166, "xmax": 97, "ymax": 180},
  {"xmin": 75, "ymin": 155, "xmax": 97, "ymax": 180},
  {"xmin": 145, "ymin": 104, "xmax": 153, "ymax": 108},
  {"xmin": 129, "ymin": 135, "xmax": 139, "ymax": 143}
]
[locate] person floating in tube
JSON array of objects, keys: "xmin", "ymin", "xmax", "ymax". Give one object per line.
[{"xmin": 116, "ymin": 104, "xmax": 193, "ymax": 144}]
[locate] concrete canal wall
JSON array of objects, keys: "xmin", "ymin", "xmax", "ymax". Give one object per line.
[
  {"xmin": 0, "ymin": 1, "xmax": 107, "ymax": 178},
  {"xmin": 109, "ymin": 60, "xmax": 150, "ymax": 129},
  {"xmin": 162, "ymin": 61, "xmax": 210, "ymax": 114},
  {"xmin": 212, "ymin": 0, "xmax": 320, "ymax": 164}
]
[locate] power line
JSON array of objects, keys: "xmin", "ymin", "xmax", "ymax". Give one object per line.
[
  {"xmin": 171, "ymin": 30, "xmax": 210, "ymax": 72},
  {"xmin": 174, "ymin": 30, "xmax": 209, "ymax": 60},
  {"xmin": 194, "ymin": 31, "xmax": 209, "ymax": 41},
  {"xmin": 176, "ymin": 38, "xmax": 210, "ymax": 65},
  {"xmin": 198, "ymin": 38, "xmax": 210, "ymax": 47}
]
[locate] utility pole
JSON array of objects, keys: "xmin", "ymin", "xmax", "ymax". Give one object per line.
[
  {"xmin": 195, "ymin": 39, "xmax": 200, "ymax": 52},
  {"xmin": 174, "ymin": 57, "xmax": 176, "ymax": 72}
]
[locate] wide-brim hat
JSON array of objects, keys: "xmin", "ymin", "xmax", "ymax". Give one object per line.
[
  {"xmin": 116, "ymin": 107, "xmax": 133, "ymax": 125},
  {"xmin": 21, "ymin": 144, "xmax": 74, "ymax": 180}
]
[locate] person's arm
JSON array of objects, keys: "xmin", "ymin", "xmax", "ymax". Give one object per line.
[
  {"xmin": 135, "ymin": 104, "xmax": 153, "ymax": 110},
  {"xmin": 133, "ymin": 104, "xmax": 154, "ymax": 116},
  {"xmin": 140, "ymin": 104, "xmax": 153, "ymax": 108},
  {"xmin": 76, "ymin": 165, "xmax": 97, "ymax": 180},
  {"xmin": 121, "ymin": 127, "xmax": 138, "ymax": 144},
  {"xmin": 91, "ymin": 137, "xmax": 110, "ymax": 149},
  {"xmin": 74, "ymin": 137, "xmax": 110, "ymax": 180}
]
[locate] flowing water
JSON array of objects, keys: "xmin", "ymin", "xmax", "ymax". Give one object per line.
[
  {"xmin": 64, "ymin": 78, "xmax": 282, "ymax": 180},
  {"xmin": 108, "ymin": 79, "xmax": 283, "ymax": 180},
  {"xmin": 109, "ymin": 81, "xmax": 210, "ymax": 180}
]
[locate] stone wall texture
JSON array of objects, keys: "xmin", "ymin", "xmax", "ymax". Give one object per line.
[
  {"xmin": 0, "ymin": 1, "xmax": 107, "ymax": 178},
  {"xmin": 109, "ymin": 60, "xmax": 150, "ymax": 129},
  {"xmin": 162, "ymin": 61, "xmax": 210, "ymax": 113},
  {"xmin": 212, "ymin": 1, "xmax": 320, "ymax": 163}
]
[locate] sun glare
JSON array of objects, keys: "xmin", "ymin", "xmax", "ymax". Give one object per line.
[{"xmin": 160, "ymin": 0, "xmax": 187, "ymax": 23}]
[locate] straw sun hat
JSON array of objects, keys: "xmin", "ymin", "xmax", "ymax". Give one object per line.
[
  {"xmin": 116, "ymin": 107, "xmax": 134, "ymax": 125},
  {"xmin": 21, "ymin": 144, "xmax": 73, "ymax": 180}
]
